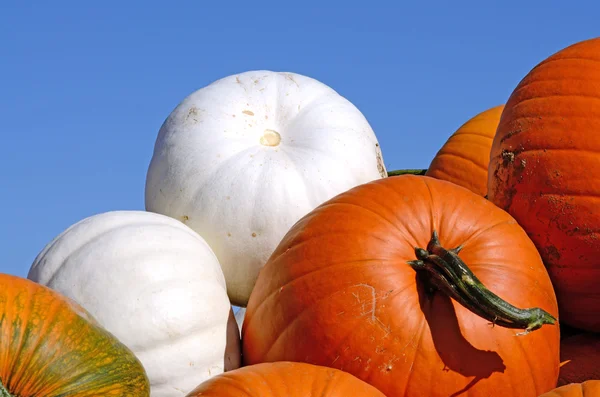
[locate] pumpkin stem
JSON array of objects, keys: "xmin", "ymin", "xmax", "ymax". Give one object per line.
[
  {"xmin": 387, "ymin": 169, "xmax": 427, "ymax": 177},
  {"xmin": 0, "ymin": 380, "xmax": 14, "ymax": 397},
  {"xmin": 410, "ymin": 231, "xmax": 557, "ymax": 335}
]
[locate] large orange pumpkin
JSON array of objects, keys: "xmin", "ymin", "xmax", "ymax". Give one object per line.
[
  {"xmin": 558, "ymin": 333, "xmax": 600, "ymax": 386},
  {"xmin": 539, "ymin": 381, "xmax": 600, "ymax": 397},
  {"xmin": 0, "ymin": 273, "xmax": 149, "ymax": 396},
  {"xmin": 488, "ymin": 37, "xmax": 600, "ymax": 331},
  {"xmin": 185, "ymin": 361, "xmax": 386, "ymax": 396},
  {"xmin": 242, "ymin": 175, "xmax": 560, "ymax": 397},
  {"xmin": 426, "ymin": 104, "xmax": 504, "ymax": 196}
]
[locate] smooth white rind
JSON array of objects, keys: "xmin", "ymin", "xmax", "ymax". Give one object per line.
[
  {"xmin": 28, "ymin": 210, "xmax": 241, "ymax": 397},
  {"xmin": 145, "ymin": 70, "xmax": 387, "ymax": 306}
]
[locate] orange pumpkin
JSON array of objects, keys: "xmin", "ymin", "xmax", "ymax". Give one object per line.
[
  {"xmin": 539, "ymin": 381, "xmax": 600, "ymax": 397},
  {"xmin": 242, "ymin": 175, "xmax": 559, "ymax": 397},
  {"xmin": 426, "ymin": 104, "xmax": 504, "ymax": 196},
  {"xmin": 558, "ymin": 333, "xmax": 600, "ymax": 386},
  {"xmin": 488, "ymin": 37, "xmax": 600, "ymax": 331},
  {"xmin": 185, "ymin": 361, "xmax": 386, "ymax": 396},
  {"xmin": 0, "ymin": 273, "xmax": 149, "ymax": 396}
]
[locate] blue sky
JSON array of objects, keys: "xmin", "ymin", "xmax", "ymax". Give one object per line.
[{"xmin": 1, "ymin": 2, "xmax": 598, "ymax": 278}]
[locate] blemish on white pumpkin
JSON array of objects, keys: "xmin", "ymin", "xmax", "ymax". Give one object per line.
[
  {"xmin": 285, "ymin": 73, "xmax": 299, "ymax": 87},
  {"xmin": 232, "ymin": 114, "xmax": 236, "ymax": 118},
  {"xmin": 260, "ymin": 129, "xmax": 281, "ymax": 146},
  {"xmin": 186, "ymin": 107, "xmax": 199, "ymax": 123},
  {"xmin": 227, "ymin": 232, "xmax": 231, "ymax": 237},
  {"xmin": 235, "ymin": 77, "xmax": 241, "ymax": 84},
  {"xmin": 265, "ymin": 115, "xmax": 268, "ymax": 119},
  {"xmin": 251, "ymin": 232, "xmax": 257, "ymax": 237},
  {"xmin": 226, "ymin": 196, "xmax": 230, "ymax": 200},
  {"xmin": 375, "ymin": 143, "xmax": 386, "ymax": 178},
  {"xmin": 242, "ymin": 110, "xmax": 254, "ymax": 116},
  {"xmin": 181, "ymin": 215, "xmax": 189, "ymax": 223}
]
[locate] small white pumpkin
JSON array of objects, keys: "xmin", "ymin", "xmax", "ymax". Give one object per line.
[
  {"xmin": 28, "ymin": 210, "xmax": 241, "ymax": 397},
  {"xmin": 145, "ymin": 70, "xmax": 387, "ymax": 306}
]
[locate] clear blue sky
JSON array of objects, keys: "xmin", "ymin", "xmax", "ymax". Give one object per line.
[{"xmin": 1, "ymin": 2, "xmax": 598, "ymax": 278}]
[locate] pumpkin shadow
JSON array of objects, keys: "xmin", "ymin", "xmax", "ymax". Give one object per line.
[
  {"xmin": 224, "ymin": 307, "xmax": 242, "ymax": 371},
  {"xmin": 416, "ymin": 273, "xmax": 506, "ymax": 396}
]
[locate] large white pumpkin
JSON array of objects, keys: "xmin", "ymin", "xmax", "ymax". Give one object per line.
[
  {"xmin": 145, "ymin": 70, "xmax": 387, "ymax": 306},
  {"xmin": 27, "ymin": 210, "xmax": 241, "ymax": 397}
]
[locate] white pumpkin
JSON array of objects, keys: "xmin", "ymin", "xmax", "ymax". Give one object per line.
[
  {"xmin": 145, "ymin": 70, "xmax": 387, "ymax": 306},
  {"xmin": 27, "ymin": 210, "xmax": 241, "ymax": 397}
]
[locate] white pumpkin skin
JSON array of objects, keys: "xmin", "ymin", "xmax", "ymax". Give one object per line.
[
  {"xmin": 145, "ymin": 70, "xmax": 387, "ymax": 306},
  {"xmin": 28, "ymin": 210, "xmax": 241, "ymax": 397}
]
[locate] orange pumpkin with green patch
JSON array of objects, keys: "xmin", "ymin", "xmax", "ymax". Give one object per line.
[{"xmin": 0, "ymin": 273, "xmax": 149, "ymax": 396}]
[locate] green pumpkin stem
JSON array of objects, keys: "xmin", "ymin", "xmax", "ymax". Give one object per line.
[
  {"xmin": 411, "ymin": 231, "xmax": 557, "ymax": 335},
  {"xmin": 387, "ymin": 169, "xmax": 427, "ymax": 177}
]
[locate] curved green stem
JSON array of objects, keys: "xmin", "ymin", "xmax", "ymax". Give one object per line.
[
  {"xmin": 387, "ymin": 169, "xmax": 427, "ymax": 177},
  {"xmin": 408, "ymin": 259, "xmax": 507, "ymax": 325},
  {"xmin": 412, "ymin": 231, "xmax": 557, "ymax": 335}
]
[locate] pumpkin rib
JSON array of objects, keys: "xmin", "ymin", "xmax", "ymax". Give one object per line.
[
  {"xmin": 259, "ymin": 263, "xmax": 413, "ymax": 360},
  {"xmin": 263, "ymin": 229, "xmax": 390, "ymax": 268},
  {"xmin": 512, "ymin": 94, "xmax": 600, "ymax": 109},
  {"xmin": 511, "ymin": 78, "xmax": 600, "ymax": 100},
  {"xmin": 539, "ymin": 55, "xmax": 600, "ymax": 66},
  {"xmin": 343, "ymin": 181, "xmax": 426, "ymax": 246},
  {"xmin": 431, "ymin": 151, "xmax": 488, "ymax": 171},
  {"xmin": 14, "ymin": 295, "xmax": 67, "ymax": 393},
  {"xmin": 448, "ymin": 130, "xmax": 496, "ymax": 140},
  {"xmin": 399, "ymin": 317, "xmax": 428, "ymax": 396},
  {"xmin": 318, "ymin": 201, "xmax": 415, "ymax": 247}
]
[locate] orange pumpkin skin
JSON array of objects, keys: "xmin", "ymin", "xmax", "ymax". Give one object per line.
[
  {"xmin": 426, "ymin": 104, "xmax": 504, "ymax": 196},
  {"xmin": 558, "ymin": 333, "xmax": 600, "ymax": 386},
  {"xmin": 242, "ymin": 175, "xmax": 559, "ymax": 397},
  {"xmin": 185, "ymin": 361, "xmax": 386, "ymax": 397},
  {"xmin": 539, "ymin": 381, "xmax": 600, "ymax": 397},
  {"xmin": 487, "ymin": 37, "xmax": 600, "ymax": 331},
  {"xmin": 0, "ymin": 273, "xmax": 150, "ymax": 396}
]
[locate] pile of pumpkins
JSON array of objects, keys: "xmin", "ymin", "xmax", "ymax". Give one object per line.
[{"xmin": 2, "ymin": 37, "xmax": 600, "ymax": 397}]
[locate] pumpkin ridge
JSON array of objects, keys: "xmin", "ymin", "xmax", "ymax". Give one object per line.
[
  {"xmin": 260, "ymin": 269, "xmax": 403, "ymax": 361},
  {"xmin": 508, "ymin": 147, "xmax": 600, "ymax": 156},
  {"xmin": 432, "ymin": 152, "xmax": 488, "ymax": 171},
  {"xmin": 399, "ymin": 312, "xmax": 428, "ymax": 396},
  {"xmin": 13, "ymin": 292, "xmax": 67, "ymax": 395},
  {"xmin": 452, "ymin": 130, "xmax": 496, "ymax": 141},
  {"xmin": 539, "ymin": 55, "xmax": 600, "ymax": 67},
  {"xmin": 513, "ymin": 93, "xmax": 600, "ymax": 108},
  {"xmin": 316, "ymin": 200, "xmax": 409, "ymax": 244},
  {"xmin": 251, "ymin": 259, "xmax": 403, "ymax": 336},
  {"xmin": 5, "ymin": 287, "xmax": 42, "ymax": 393},
  {"xmin": 512, "ymin": 77, "xmax": 600, "ymax": 96}
]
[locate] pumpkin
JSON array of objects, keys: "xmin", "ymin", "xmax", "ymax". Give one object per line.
[
  {"xmin": 558, "ymin": 333, "xmax": 600, "ymax": 386},
  {"xmin": 185, "ymin": 361, "xmax": 386, "ymax": 397},
  {"xmin": 27, "ymin": 210, "xmax": 241, "ymax": 397},
  {"xmin": 0, "ymin": 273, "xmax": 149, "ymax": 396},
  {"xmin": 539, "ymin": 381, "xmax": 600, "ymax": 397},
  {"xmin": 487, "ymin": 37, "xmax": 600, "ymax": 331},
  {"xmin": 145, "ymin": 70, "xmax": 387, "ymax": 306},
  {"xmin": 242, "ymin": 175, "xmax": 560, "ymax": 397},
  {"xmin": 426, "ymin": 104, "xmax": 504, "ymax": 196}
]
